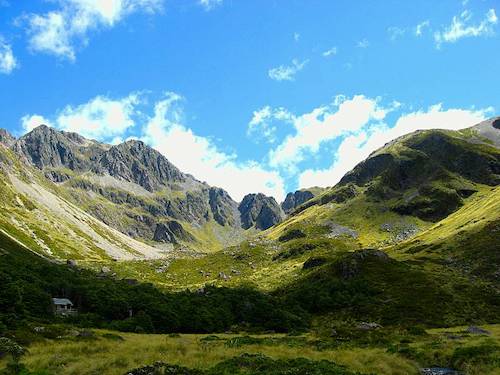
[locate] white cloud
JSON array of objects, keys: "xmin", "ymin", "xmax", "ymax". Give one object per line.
[
  {"xmin": 268, "ymin": 58, "xmax": 308, "ymax": 81},
  {"xmin": 388, "ymin": 27, "xmax": 405, "ymax": 41},
  {"xmin": 199, "ymin": 0, "xmax": 222, "ymax": 11},
  {"xmin": 415, "ymin": 20, "xmax": 430, "ymax": 36},
  {"xmin": 24, "ymin": 0, "xmax": 163, "ymax": 60},
  {"xmin": 0, "ymin": 37, "xmax": 17, "ymax": 74},
  {"xmin": 247, "ymin": 106, "xmax": 294, "ymax": 143},
  {"xmin": 142, "ymin": 94, "xmax": 285, "ymax": 201},
  {"xmin": 22, "ymin": 94, "xmax": 140, "ymax": 141},
  {"xmin": 434, "ymin": 8, "xmax": 498, "ymax": 46},
  {"xmin": 21, "ymin": 114, "xmax": 52, "ymax": 132},
  {"xmin": 298, "ymin": 104, "xmax": 491, "ymax": 188},
  {"xmin": 268, "ymin": 95, "xmax": 393, "ymax": 171},
  {"xmin": 322, "ymin": 47, "xmax": 337, "ymax": 57},
  {"xmin": 55, "ymin": 94, "xmax": 140, "ymax": 140},
  {"xmin": 294, "ymin": 32, "xmax": 300, "ymax": 42},
  {"xmin": 357, "ymin": 38, "xmax": 369, "ymax": 48}
]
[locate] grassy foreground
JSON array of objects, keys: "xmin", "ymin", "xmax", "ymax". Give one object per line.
[{"xmin": 2, "ymin": 324, "xmax": 499, "ymax": 375}]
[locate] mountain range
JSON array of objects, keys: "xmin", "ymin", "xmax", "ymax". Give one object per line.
[
  {"xmin": 1, "ymin": 124, "xmax": 313, "ymax": 260},
  {"xmin": 0, "ymin": 118, "xmax": 499, "ymax": 265}
]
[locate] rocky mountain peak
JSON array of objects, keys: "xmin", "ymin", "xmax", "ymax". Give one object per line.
[
  {"xmin": 281, "ymin": 190, "xmax": 316, "ymax": 214},
  {"xmin": 94, "ymin": 140, "xmax": 188, "ymax": 192},
  {"xmin": 238, "ymin": 193, "xmax": 284, "ymax": 230},
  {"xmin": 209, "ymin": 187, "xmax": 241, "ymax": 227},
  {"xmin": 13, "ymin": 125, "xmax": 103, "ymax": 171}
]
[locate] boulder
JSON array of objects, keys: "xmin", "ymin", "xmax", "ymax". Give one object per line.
[
  {"xmin": 466, "ymin": 326, "xmax": 490, "ymax": 335},
  {"xmin": 357, "ymin": 322, "xmax": 382, "ymax": 330}
]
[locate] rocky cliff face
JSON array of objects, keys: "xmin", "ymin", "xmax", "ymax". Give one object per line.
[
  {"xmin": 0, "ymin": 129, "xmax": 15, "ymax": 147},
  {"xmin": 13, "ymin": 125, "xmax": 107, "ymax": 171},
  {"xmin": 153, "ymin": 220, "xmax": 195, "ymax": 244},
  {"xmin": 239, "ymin": 193, "xmax": 284, "ymax": 230},
  {"xmin": 281, "ymin": 190, "xmax": 315, "ymax": 214},
  {"xmin": 94, "ymin": 140, "xmax": 188, "ymax": 192},
  {"xmin": 209, "ymin": 187, "xmax": 241, "ymax": 227}
]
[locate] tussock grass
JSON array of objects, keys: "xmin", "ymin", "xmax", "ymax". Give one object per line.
[{"xmin": 18, "ymin": 331, "xmax": 418, "ymax": 375}]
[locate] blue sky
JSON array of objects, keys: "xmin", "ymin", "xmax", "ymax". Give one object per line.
[{"xmin": 0, "ymin": 0, "xmax": 499, "ymax": 201}]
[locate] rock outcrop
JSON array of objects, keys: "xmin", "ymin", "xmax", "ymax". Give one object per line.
[
  {"xmin": 153, "ymin": 220, "xmax": 194, "ymax": 244},
  {"xmin": 13, "ymin": 125, "xmax": 106, "ymax": 171},
  {"xmin": 94, "ymin": 140, "xmax": 188, "ymax": 192},
  {"xmin": 0, "ymin": 129, "xmax": 15, "ymax": 147},
  {"xmin": 281, "ymin": 190, "xmax": 315, "ymax": 214},
  {"xmin": 208, "ymin": 187, "xmax": 240, "ymax": 227},
  {"xmin": 238, "ymin": 193, "xmax": 284, "ymax": 230}
]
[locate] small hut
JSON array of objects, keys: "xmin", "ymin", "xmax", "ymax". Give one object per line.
[{"xmin": 52, "ymin": 298, "xmax": 77, "ymax": 316}]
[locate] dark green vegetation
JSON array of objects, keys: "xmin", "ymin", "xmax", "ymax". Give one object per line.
[
  {"xmin": 0, "ymin": 232, "xmax": 308, "ymax": 335},
  {"xmin": 126, "ymin": 354, "xmax": 361, "ymax": 375}
]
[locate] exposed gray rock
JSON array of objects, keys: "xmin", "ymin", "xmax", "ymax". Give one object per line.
[
  {"xmin": 208, "ymin": 187, "xmax": 240, "ymax": 226},
  {"xmin": 281, "ymin": 190, "xmax": 315, "ymax": 214},
  {"xmin": 420, "ymin": 368, "xmax": 461, "ymax": 375},
  {"xmin": 218, "ymin": 271, "xmax": 229, "ymax": 280},
  {"xmin": 0, "ymin": 128, "xmax": 15, "ymax": 147},
  {"xmin": 238, "ymin": 193, "xmax": 284, "ymax": 230},
  {"xmin": 153, "ymin": 220, "xmax": 194, "ymax": 244},
  {"xmin": 381, "ymin": 222, "xmax": 419, "ymax": 242},
  {"xmin": 466, "ymin": 326, "xmax": 491, "ymax": 335},
  {"xmin": 13, "ymin": 125, "xmax": 106, "ymax": 171},
  {"xmin": 357, "ymin": 322, "xmax": 382, "ymax": 330},
  {"xmin": 93, "ymin": 140, "xmax": 187, "ymax": 192},
  {"xmin": 326, "ymin": 222, "xmax": 358, "ymax": 239},
  {"xmin": 470, "ymin": 116, "xmax": 500, "ymax": 147}
]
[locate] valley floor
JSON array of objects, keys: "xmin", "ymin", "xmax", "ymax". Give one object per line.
[{"xmin": 3, "ymin": 324, "xmax": 499, "ymax": 375}]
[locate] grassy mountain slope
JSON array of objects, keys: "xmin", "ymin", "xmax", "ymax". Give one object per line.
[
  {"xmin": 0, "ymin": 144, "xmax": 166, "ymax": 261},
  {"xmin": 7, "ymin": 125, "xmax": 248, "ymax": 253}
]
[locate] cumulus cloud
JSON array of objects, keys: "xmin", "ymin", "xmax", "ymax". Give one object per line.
[
  {"xmin": 388, "ymin": 27, "xmax": 405, "ymax": 41},
  {"xmin": 57, "ymin": 94, "xmax": 141, "ymax": 140},
  {"xmin": 415, "ymin": 20, "xmax": 430, "ymax": 36},
  {"xmin": 247, "ymin": 106, "xmax": 294, "ymax": 143},
  {"xmin": 322, "ymin": 47, "xmax": 337, "ymax": 57},
  {"xmin": 298, "ymin": 104, "xmax": 491, "ymax": 188},
  {"xmin": 434, "ymin": 8, "xmax": 497, "ymax": 46},
  {"xmin": 268, "ymin": 59, "xmax": 308, "ymax": 81},
  {"xmin": 199, "ymin": 0, "xmax": 223, "ymax": 11},
  {"xmin": 0, "ymin": 37, "xmax": 17, "ymax": 74},
  {"xmin": 21, "ymin": 94, "xmax": 141, "ymax": 141},
  {"xmin": 23, "ymin": 0, "xmax": 164, "ymax": 60},
  {"xmin": 268, "ymin": 95, "xmax": 393, "ymax": 171},
  {"xmin": 21, "ymin": 114, "xmax": 52, "ymax": 132},
  {"xmin": 141, "ymin": 94, "xmax": 285, "ymax": 201}
]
